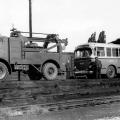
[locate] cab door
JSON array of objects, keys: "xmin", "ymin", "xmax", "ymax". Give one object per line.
[{"xmin": 9, "ymin": 37, "xmax": 23, "ymax": 64}]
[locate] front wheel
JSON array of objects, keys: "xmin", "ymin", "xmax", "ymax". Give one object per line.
[
  {"xmin": 42, "ymin": 63, "xmax": 58, "ymax": 80},
  {"xmin": 0, "ymin": 62, "xmax": 9, "ymax": 80},
  {"xmin": 106, "ymin": 66, "xmax": 116, "ymax": 79}
]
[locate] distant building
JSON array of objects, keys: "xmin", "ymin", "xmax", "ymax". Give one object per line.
[{"xmin": 110, "ymin": 38, "xmax": 120, "ymax": 44}]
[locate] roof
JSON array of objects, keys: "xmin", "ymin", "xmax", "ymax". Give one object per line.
[{"xmin": 75, "ymin": 42, "xmax": 120, "ymax": 50}]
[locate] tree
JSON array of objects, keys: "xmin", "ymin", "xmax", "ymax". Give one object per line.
[
  {"xmin": 88, "ymin": 32, "xmax": 96, "ymax": 43},
  {"xmin": 97, "ymin": 31, "xmax": 106, "ymax": 43}
]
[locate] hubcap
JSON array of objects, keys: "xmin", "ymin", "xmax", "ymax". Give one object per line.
[
  {"xmin": 108, "ymin": 69, "xmax": 113, "ymax": 76},
  {"xmin": 107, "ymin": 66, "xmax": 115, "ymax": 78},
  {"xmin": 48, "ymin": 67, "xmax": 54, "ymax": 76}
]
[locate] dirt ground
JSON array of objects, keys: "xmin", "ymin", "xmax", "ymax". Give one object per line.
[{"xmin": 0, "ymin": 101, "xmax": 120, "ymax": 120}]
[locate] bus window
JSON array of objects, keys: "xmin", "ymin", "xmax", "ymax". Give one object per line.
[
  {"xmin": 112, "ymin": 48, "xmax": 118, "ymax": 57},
  {"xmin": 119, "ymin": 49, "xmax": 120, "ymax": 56},
  {"xmin": 97, "ymin": 47, "xmax": 105, "ymax": 56},
  {"xmin": 93, "ymin": 47, "xmax": 96, "ymax": 56},
  {"xmin": 75, "ymin": 48, "xmax": 92, "ymax": 58},
  {"xmin": 106, "ymin": 48, "xmax": 111, "ymax": 57}
]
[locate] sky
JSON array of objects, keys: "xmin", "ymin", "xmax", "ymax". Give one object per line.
[{"xmin": 0, "ymin": 0, "xmax": 120, "ymax": 51}]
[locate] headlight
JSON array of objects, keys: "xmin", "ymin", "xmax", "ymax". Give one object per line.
[
  {"xmin": 89, "ymin": 65, "xmax": 92, "ymax": 68},
  {"xmin": 67, "ymin": 59, "xmax": 70, "ymax": 63}
]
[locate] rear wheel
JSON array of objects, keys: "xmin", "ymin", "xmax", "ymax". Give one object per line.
[
  {"xmin": 106, "ymin": 66, "xmax": 116, "ymax": 79},
  {"xmin": 0, "ymin": 62, "xmax": 9, "ymax": 80},
  {"xmin": 43, "ymin": 63, "xmax": 58, "ymax": 80}
]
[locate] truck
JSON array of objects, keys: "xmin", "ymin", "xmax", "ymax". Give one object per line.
[{"xmin": 0, "ymin": 28, "xmax": 74, "ymax": 80}]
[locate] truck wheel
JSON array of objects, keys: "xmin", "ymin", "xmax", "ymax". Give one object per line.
[
  {"xmin": 106, "ymin": 66, "xmax": 116, "ymax": 79},
  {"xmin": 0, "ymin": 62, "xmax": 9, "ymax": 80},
  {"xmin": 43, "ymin": 63, "xmax": 58, "ymax": 80}
]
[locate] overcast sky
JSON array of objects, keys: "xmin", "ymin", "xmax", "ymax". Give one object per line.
[{"xmin": 0, "ymin": 0, "xmax": 120, "ymax": 51}]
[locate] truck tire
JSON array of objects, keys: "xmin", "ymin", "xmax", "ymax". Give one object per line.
[
  {"xmin": 0, "ymin": 62, "xmax": 9, "ymax": 80},
  {"xmin": 43, "ymin": 63, "xmax": 58, "ymax": 80},
  {"xmin": 106, "ymin": 66, "xmax": 116, "ymax": 79}
]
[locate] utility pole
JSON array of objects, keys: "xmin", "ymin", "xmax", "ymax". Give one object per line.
[{"xmin": 29, "ymin": 0, "xmax": 32, "ymax": 37}]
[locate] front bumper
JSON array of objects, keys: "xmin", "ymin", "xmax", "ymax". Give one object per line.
[{"xmin": 75, "ymin": 70, "xmax": 93, "ymax": 75}]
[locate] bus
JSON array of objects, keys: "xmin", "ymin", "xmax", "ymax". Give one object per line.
[{"xmin": 74, "ymin": 42, "xmax": 120, "ymax": 78}]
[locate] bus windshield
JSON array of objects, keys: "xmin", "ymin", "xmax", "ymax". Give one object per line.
[{"xmin": 75, "ymin": 48, "xmax": 92, "ymax": 58}]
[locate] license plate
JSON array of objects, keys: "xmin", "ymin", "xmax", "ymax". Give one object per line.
[{"xmin": 14, "ymin": 65, "xmax": 29, "ymax": 71}]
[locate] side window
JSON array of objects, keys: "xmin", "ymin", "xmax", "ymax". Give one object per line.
[
  {"xmin": 97, "ymin": 47, "xmax": 105, "ymax": 57},
  {"xmin": 112, "ymin": 48, "xmax": 118, "ymax": 57},
  {"xmin": 93, "ymin": 47, "xmax": 96, "ymax": 56},
  {"xmin": 119, "ymin": 49, "xmax": 120, "ymax": 56},
  {"xmin": 106, "ymin": 48, "xmax": 111, "ymax": 57}
]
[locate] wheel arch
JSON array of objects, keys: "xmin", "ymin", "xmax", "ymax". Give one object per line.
[
  {"xmin": 0, "ymin": 58, "xmax": 12, "ymax": 74},
  {"xmin": 42, "ymin": 59, "xmax": 60, "ymax": 69}
]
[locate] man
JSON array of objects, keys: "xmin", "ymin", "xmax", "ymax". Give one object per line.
[{"xmin": 95, "ymin": 57, "xmax": 102, "ymax": 79}]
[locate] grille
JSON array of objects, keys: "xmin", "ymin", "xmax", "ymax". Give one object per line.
[{"xmin": 74, "ymin": 58, "xmax": 91, "ymax": 70}]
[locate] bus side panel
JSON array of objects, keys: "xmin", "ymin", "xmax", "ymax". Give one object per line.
[{"xmin": 100, "ymin": 58, "xmax": 118, "ymax": 74}]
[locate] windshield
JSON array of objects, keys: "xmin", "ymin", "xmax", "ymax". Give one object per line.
[{"xmin": 75, "ymin": 48, "xmax": 92, "ymax": 58}]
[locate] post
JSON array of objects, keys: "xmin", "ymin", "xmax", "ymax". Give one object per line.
[
  {"xmin": 29, "ymin": 0, "xmax": 32, "ymax": 38},
  {"xmin": 18, "ymin": 71, "xmax": 21, "ymax": 81}
]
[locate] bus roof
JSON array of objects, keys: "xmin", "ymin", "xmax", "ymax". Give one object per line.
[{"xmin": 75, "ymin": 42, "xmax": 120, "ymax": 50}]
